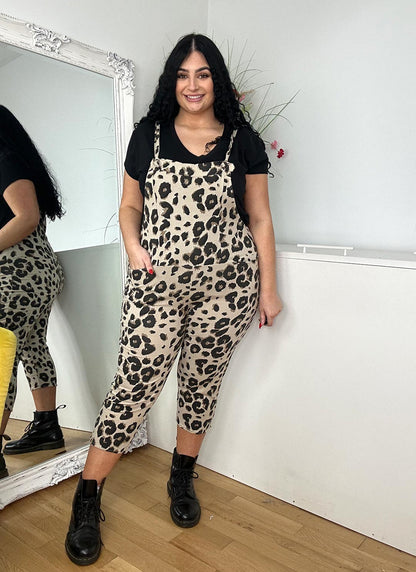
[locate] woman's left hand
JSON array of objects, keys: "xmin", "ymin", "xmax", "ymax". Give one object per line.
[{"xmin": 258, "ymin": 291, "xmax": 283, "ymax": 328}]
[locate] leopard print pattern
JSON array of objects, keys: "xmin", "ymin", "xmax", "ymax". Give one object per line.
[
  {"xmin": 91, "ymin": 122, "xmax": 260, "ymax": 453},
  {"xmin": 0, "ymin": 219, "xmax": 64, "ymax": 411},
  {"xmin": 91, "ymin": 260, "xmax": 259, "ymax": 453},
  {"xmin": 140, "ymin": 123, "xmax": 258, "ymax": 268}
]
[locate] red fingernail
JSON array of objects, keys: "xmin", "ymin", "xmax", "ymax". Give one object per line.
[
  {"xmin": 259, "ymin": 322, "xmax": 262, "ymax": 329},
  {"xmin": 148, "ymin": 269, "xmax": 154, "ymax": 274}
]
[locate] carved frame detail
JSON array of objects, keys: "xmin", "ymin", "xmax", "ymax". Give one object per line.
[{"xmin": 26, "ymin": 23, "xmax": 71, "ymax": 53}]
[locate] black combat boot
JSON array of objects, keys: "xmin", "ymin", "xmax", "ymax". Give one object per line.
[
  {"xmin": 167, "ymin": 448, "xmax": 201, "ymax": 527},
  {"xmin": 0, "ymin": 435, "xmax": 9, "ymax": 479},
  {"xmin": 3, "ymin": 407, "xmax": 65, "ymax": 455},
  {"xmin": 65, "ymin": 476, "xmax": 105, "ymax": 566}
]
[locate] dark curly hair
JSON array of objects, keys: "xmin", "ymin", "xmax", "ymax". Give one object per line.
[
  {"xmin": 142, "ymin": 33, "xmax": 253, "ymax": 130},
  {"xmin": 0, "ymin": 105, "xmax": 64, "ymax": 220}
]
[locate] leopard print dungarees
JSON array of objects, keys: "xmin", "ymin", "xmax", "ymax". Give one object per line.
[
  {"xmin": 91, "ymin": 123, "xmax": 260, "ymax": 453},
  {"xmin": 0, "ymin": 218, "xmax": 64, "ymax": 411}
]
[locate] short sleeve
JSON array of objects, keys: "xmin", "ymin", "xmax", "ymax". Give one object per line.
[
  {"xmin": 124, "ymin": 129, "xmax": 140, "ymax": 180},
  {"xmin": 239, "ymin": 127, "xmax": 269, "ymax": 174},
  {"xmin": 0, "ymin": 149, "xmax": 32, "ymax": 196},
  {"xmin": 124, "ymin": 120, "xmax": 154, "ymax": 187}
]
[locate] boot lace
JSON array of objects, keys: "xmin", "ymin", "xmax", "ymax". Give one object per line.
[
  {"xmin": 23, "ymin": 420, "xmax": 34, "ymax": 434},
  {"xmin": 23, "ymin": 404, "xmax": 67, "ymax": 434},
  {"xmin": 76, "ymin": 496, "xmax": 105, "ymax": 527},
  {"xmin": 171, "ymin": 468, "xmax": 199, "ymax": 498}
]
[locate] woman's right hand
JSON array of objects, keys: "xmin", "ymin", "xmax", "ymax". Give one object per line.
[
  {"xmin": 119, "ymin": 172, "xmax": 154, "ymax": 274},
  {"xmin": 127, "ymin": 243, "xmax": 154, "ymax": 274}
]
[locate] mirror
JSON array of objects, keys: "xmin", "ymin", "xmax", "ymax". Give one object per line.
[{"xmin": 0, "ymin": 12, "xmax": 146, "ymax": 508}]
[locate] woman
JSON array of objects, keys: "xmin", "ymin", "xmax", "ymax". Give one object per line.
[
  {"xmin": 65, "ymin": 34, "xmax": 283, "ymax": 566},
  {"xmin": 0, "ymin": 106, "xmax": 65, "ymax": 477}
]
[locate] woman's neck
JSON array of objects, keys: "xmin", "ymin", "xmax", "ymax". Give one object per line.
[{"xmin": 174, "ymin": 109, "xmax": 220, "ymax": 130}]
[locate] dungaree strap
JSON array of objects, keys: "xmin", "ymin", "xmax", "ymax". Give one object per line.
[
  {"xmin": 154, "ymin": 122, "xmax": 161, "ymax": 158},
  {"xmin": 225, "ymin": 129, "xmax": 238, "ymax": 162}
]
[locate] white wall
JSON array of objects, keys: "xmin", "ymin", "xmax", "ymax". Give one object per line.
[
  {"xmin": 1, "ymin": 0, "xmax": 209, "ymax": 119},
  {"xmin": 209, "ymin": 0, "xmax": 416, "ymax": 253},
  {"xmin": 149, "ymin": 253, "xmax": 416, "ymax": 555}
]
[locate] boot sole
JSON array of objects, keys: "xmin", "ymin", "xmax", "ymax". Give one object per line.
[
  {"xmin": 0, "ymin": 467, "xmax": 9, "ymax": 479},
  {"xmin": 65, "ymin": 537, "xmax": 101, "ymax": 566},
  {"xmin": 167, "ymin": 482, "xmax": 201, "ymax": 528},
  {"xmin": 3, "ymin": 439, "xmax": 65, "ymax": 455}
]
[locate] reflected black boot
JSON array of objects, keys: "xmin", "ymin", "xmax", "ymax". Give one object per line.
[
  {"xmin": 0, "ymin": 435, "xmax": 9, "ymax": 479},
  {"xmin": 167, "ymin": 448, "xmax": 201, "ymax": 527},
  {"xmin": 65, "ymin": 476, "xmax": 105, "ymax": 566},
  {"xmin": 3, "ymin": 407, "xmax": 65, "ymax": 455}
]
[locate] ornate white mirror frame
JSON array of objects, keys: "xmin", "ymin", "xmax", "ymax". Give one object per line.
[{"xmin": 0, "ymin": 12, "xmax": 144, "ymax": 509}]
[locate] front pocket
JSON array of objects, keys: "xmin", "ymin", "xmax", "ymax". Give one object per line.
[
  {"xmin": 130, "ymin": 267, "xmax": 146, "ymax": 280},
  {"xmin": 128, "ymin": 266, "xmax": 158, "ymax": 287}
]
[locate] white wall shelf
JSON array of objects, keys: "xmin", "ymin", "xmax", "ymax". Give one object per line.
[{"xmin": 277, "ymin": 243, "xmax": 416, "ymax": 270}]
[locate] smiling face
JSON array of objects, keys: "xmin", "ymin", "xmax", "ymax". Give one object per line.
[{"xmin": 175, "ymin": 51, "xmax": 215, "ymax": 117}]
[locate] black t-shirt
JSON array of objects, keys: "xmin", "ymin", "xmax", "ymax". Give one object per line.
[
  {"xmin": 124, "ymin": 119, "xmax": 269, "ymax": 225},
  {"xmin": 0, "ymin": 142, "xmax": 32, "ymax": 230}
]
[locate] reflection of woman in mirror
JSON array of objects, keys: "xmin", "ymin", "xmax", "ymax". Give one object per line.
[
  {"xmin": 0, "ymin": 105, "xmax": 65, "ymax": 477},
  {"xmin": 65, "ymin": 34, "xmax": 282, "ymax": 565}
]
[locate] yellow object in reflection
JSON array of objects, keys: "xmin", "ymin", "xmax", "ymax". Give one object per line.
[{"xmin": 0, "ymin": 328, "xmax": 16, "ymax": 412}]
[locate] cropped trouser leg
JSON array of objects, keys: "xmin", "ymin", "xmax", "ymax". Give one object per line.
[
  {"xmin": 176, "ymin": 263, "xmax": 259, "ymax": 434},
  {"xmin": 20, "ymin": 298, "xmax": 57, "ymax": 389},
  {"xmin": 0, "ymin": 292, "xmax": 58, "ymax": 411},
  {"xmin": 91, "ymin": 261, "xmax": 259, "ymax": 454},
  {"xmin": 91, "ymin": 267, "xmax": 188, "ymax": 453}
]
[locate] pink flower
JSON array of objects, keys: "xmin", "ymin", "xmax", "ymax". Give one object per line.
[
  {"xmin": 239, "ymin": 92, "xmax": 246, "ymax": 102},
  {"xmin": 277, "ymin": 148, "xmax": 285, "ymax": 159},
  {"xmin": 270, "ymin": 140, "xmax": 278, "ymax": 150}
]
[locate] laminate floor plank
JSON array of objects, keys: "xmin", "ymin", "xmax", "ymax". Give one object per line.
[
  {"xmin": 1, "ymin": 445, "xmax": 416, "ymax": 572},
  {"xmin": 104, "ymin": 489, "xmax": 180, "ymax": 542},
  {"xmin": 33, "ymin": 533, "xmax": 115, "ymax": 571},
  {"xmin": 0, "ymin": 526, "xmax": 63, "ymax": 572},
  {"xmin": 103, "ymin": 502, "xmax": 215, "ymax": 571},
  {"xmin": 0, "ymin": 512, "xmax": 52, "ymax": 548},
  {"xmin": 104, "ymin": 478, "xmax": 160, "ymax": 511},
  {"xmin": 103, "ymin": 527, "xmax": 210, "ymax": 572},
  {"xmin": 206, "ymin": 497, "xmax": 302, "ymax": 540},
  {"xmin": 294, "ymin": 526, "xmax": 403, "ymax": 572},
  {"xmin": 195, "ymin": 465, "xmax": 365, "ymax": 550},
  {"xmin": 223, "ymin": 539, "xmax": 350, "ymax": 572},
  {"xmin": 128, "ymin": 446, "xmax": 170, "ymax": 468},
  {"xmin": 251, "ymin": 496, "xmax": 366, "ymax": 549},
  {"xmin": 136, "ymin": 444, "xmax": 172, "ymax": 469},
  {"xmin": 201, "ymin": 505, "xmax": 361, "ymax": 572},
  {"xmin": 171, "ymin": 527, "xmax": 278, "ymax": 572},
  {"xmin": 100, "ymin": 557, "xmax": 144, "ymax": 571},
  {"xmin": 358, "ymin": 538, "xmax": 416, "ymax": 572}
]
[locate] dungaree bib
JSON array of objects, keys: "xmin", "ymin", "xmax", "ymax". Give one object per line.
[
  {"xmin": 91, "ymin": 122, "xmax": 260, "ymax": 454},
  {"xmin": 140, "ymin": 122, "xmax": 258, "ymax": 267}
]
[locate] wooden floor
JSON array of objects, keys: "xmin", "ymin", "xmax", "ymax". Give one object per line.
[
  {"xmin": 3, "ymin": 418, "xmax": 90, "ymax": 477},
  {"xmin": 1, "ymin": 444, "xmax": 415, "ymax": 571}
]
